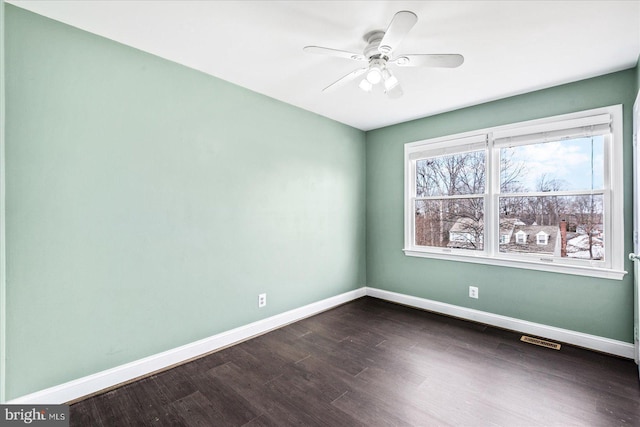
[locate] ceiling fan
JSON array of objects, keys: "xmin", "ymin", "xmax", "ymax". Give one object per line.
[{"xmin": 303, "ymin": 11, "xmax": 464, "ymax": 98}]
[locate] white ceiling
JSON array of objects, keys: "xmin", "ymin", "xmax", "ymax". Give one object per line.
[{"xmin": 7, "ymin": 0, "xmax": 640, "ymax": 131}]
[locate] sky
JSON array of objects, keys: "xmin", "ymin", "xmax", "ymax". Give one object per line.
[{"xmin": 501, "ymin": 136, "xmax": 604, "ymax": 192}]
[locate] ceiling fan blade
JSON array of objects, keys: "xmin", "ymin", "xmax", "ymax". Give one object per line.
[
  {"xmin": 392, "ymin": 54, "xmax": 464, "ymax": 68},
  {"xmin": 303, "ymin": 46, "xmax": 365, "ymax": 61},
  {"xmin": 378, "ymin": 11, "xmax": 418, "ymax": 56},
  {"xmin": 322, "ymin": 68, "xmax": 368, "ymax": 92}
]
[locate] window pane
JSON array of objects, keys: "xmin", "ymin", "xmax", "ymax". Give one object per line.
[
  {"xmin": 500, "ymin": 136, "xmax": 604, "ymax": 193},
  {"xmin": 499, "ymin": 195, "xmax": 604, "ymax": 260},
  {"xmin": 416, "ymin": 151, "xmax": 485, "ymax": 197},
  {"xmin": 415, "ymin": 198, "xmax": 484, "ymax": 250}
]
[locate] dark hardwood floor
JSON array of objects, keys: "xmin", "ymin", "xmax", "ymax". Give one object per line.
[{"xmin": 70, "ymin": 297, "xmax": 640, "ymax": 426}]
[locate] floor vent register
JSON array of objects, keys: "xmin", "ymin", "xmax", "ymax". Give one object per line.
[{"xmin": 520, "ymin": 335, "xmax": 562, "ymax": 350}]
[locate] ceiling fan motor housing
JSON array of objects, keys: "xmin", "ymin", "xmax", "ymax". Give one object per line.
[{"xmin": 363, "ymin": 30, "xmax": 388, "ymax": 61}]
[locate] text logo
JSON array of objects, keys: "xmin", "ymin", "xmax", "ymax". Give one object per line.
[{"xmin": 0, "ymin": 405, "xmax": 69, "ymax": 427}]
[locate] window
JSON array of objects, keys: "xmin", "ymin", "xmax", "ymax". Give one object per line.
[
  {"xmin": 404, "ymin": 105, "xmax": 626, "ymax": 280},
  {"xmin": 536, "ymin": 232, "xmax": 548, "ymax": 246},
  {"xmin": 414, "ymin": 147, "xmax": 485, "ymax": 251}
]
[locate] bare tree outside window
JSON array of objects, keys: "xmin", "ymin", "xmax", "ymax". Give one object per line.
[{"xmin": 415, "ymin": 151, "xmax": 485, "ymax": 250}]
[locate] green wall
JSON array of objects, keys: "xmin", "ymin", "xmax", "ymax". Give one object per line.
[
  {"xmin": 4, "ymin": 5, "xmax": 366, "ymax": 400},
  {"xmin": 366, "ymin": 69, "xmax": 637, "ymax": 343},
  {"xmin": 637, "ymin": 56, "xmax": 640, "ymax": 90},
  {"xmin": 0, "ymin": 0, "xmax": 7, "ymax": 405}
]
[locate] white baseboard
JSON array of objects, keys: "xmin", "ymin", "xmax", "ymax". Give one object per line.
[
  {"xmin": 8, "ymin": 285, "xmax": 634, "ymax": 404},
  {"xmin": 7, "ymin": 287, "xmax": 367, "ymax": 404},
  {"xmin": 365, "ymin": 287, "xmax": 635, "ymax": 359}
]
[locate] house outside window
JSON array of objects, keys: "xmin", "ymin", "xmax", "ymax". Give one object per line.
[{"xmin": 404, "ymin": 105, "xmax": 625, "ymax": 280}]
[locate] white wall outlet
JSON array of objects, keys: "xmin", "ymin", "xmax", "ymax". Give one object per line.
[
  {"xmin": 258, "ymin": 293, "xmax": 267, "ymax": 308},
  {"xmin": 469, "ymin": 286, "xmax": 479, "ymax": 299}
]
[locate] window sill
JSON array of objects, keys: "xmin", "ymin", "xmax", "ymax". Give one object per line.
[{"xmin": 402, "ymin": 248, "xmax": 627, "ymax": 281}]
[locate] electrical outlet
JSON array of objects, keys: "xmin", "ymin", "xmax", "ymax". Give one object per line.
[
  {"xmin": 258, "ymin": 293, "xmax": 267, "ymax": 308},
  {"xmin": 469, "ymin": 286, "xmax": 479, "ymax": 299}
]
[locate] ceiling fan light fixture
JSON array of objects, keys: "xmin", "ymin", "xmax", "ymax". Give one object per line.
[
  {"xmin": 366, "ymin": 58, "xmax": 386, "ymax": 85},
  {"xmin": 359, "ymin": 78, "xmax": 373, "ymax": 92},
  {"xmin": 382, "ymin": 69, "xmax": 399, "ymax": 91},
  {"xmin": 366, "ymin": 67, "xmax": 382, "ymax": 84}
]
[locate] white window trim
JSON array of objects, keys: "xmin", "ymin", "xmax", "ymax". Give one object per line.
[{"xmin": 403, "ymin": 105, "xmax": 627, "ymax": 281}]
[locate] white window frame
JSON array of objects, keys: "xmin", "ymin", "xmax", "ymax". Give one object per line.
[{"xmin": 403, "ymin": 105, "xmax": 627, "ymax": 280}]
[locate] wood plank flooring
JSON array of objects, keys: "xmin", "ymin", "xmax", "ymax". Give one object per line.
[{"xmin": 70, "ymin": 297, "xmax": 640, "ymax": 426}]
